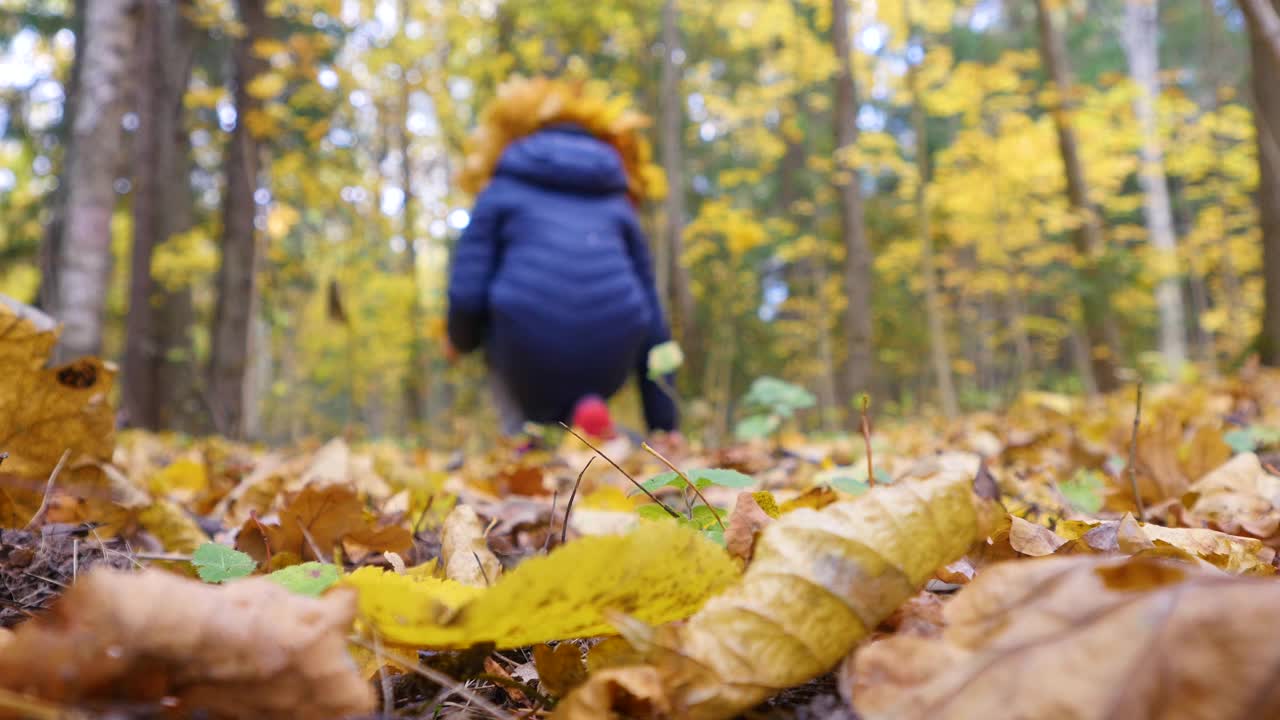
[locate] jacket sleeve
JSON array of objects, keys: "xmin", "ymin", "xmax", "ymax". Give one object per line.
[
  {"xmin": 446, "ymin": 184, "xmax": 505, "ymax": 354},
  {"xmin": 622, "ymin": 209, "xmax": 679, "ymax": 432}
]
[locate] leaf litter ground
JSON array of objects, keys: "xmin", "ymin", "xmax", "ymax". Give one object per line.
[{"xmin": 4, "ymin": 304, "xmax": 1280, "ymax": 719}]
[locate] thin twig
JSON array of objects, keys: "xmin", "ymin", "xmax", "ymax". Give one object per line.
[
  {"xmin": 641, "ymin": 443, "xmax": 725, "ymax": 531},
  {"xmin": 348, "ymin": 637, "xmax": 515, "ymax": 720},
  {"xmin": 24, "ymin": 449, "xmax": 71, "ymax": 530},
  {"xmin": 562, "ymin": 457, "xmax": 595, "ymax": 545},
  {"xmin": 295, "ymin": 519, "xmax": 330, "ymax": 564},
  {"xmin": 542, "ymin": 489, "xmax": 559, "ymax": 554},
  {"xmin": 133, "ymin": 552, "xmax": 194, "ymax": 562},
  {"xmin": 373, "ymin": 631, "xmax": 394, "ymax": 717},
  {"xmin": 559, "ymin": 423, "xmax": 680, "ymax": 518},
  {"xmin": 472, "ymin": 551, "xmax": 491, "ymax": 586},
  {"xmin": 1127, "ymin": 381, "xmax": 1146, "ymax": 522},
  {"xmin": 474, "ymin": 673, "xmax": 554, "ymax": 709},
  {"xmin": 860, "ymin": 394, "xmax": 875, "ymax": 487}
]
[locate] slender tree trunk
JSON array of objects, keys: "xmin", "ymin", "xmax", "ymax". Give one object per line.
[
  {"xmin": 1245, "ymin": 0, "xmax": 1280, "ymax": 364},
  {"xmin": 209, "ymin": 0, "xmax": 268, "ymax": 438},
  {"xmin": 660, "ymin": 0, "xmax": 698, "ymax": 364},
  {"xmin": 1241, "ymin": 0, "xmax": 1280, "ymax": 66},
  {"xmin": 1034, "ymin": 0, "xmax": 1121, "ymax": 392},
  {"xmin": 398, "ymin": 38, "xmax": 427, "ymax": 439},
  {"xmin": 1121, "ymin": 0, "xmax": 1188, "ymax": 375},
  {"xmin": 125, "ymin": 0, "xmax": 195, "ymax": 429},
  {"xmin": 832, "ymin": 0, "xmax": 875, "ymax": 410},
  {"xmin": 38, "ymin": 0, "xmax": 86, "ymax": 314},
  {"xmin": 52, "ymin": 0, "xmax": 134, "ymax": 362},
  {"xmin": 903, "ymin": 0, "xmax": 958, "ymax": 417}
]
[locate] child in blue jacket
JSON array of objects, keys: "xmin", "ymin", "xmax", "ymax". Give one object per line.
[{"xmin": 444, "ymin": 79, "xmax": 678, "ymax": 440}]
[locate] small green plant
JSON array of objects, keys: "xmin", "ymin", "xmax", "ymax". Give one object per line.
[
  {"xmin": 267, "ymin": 561, "xmax": 341, "ymax": 596},
  {"xmin": 191, "ymin": 543, "xmax": 340, "ymax": 596},
  {"xmin": 1058, "ymin": 469, "xmax": 1106, "ymax": 514},
  {"xmin": 634, "ymin": 467, "xmax": 756, "ymax": 546},
  {"xmin": 1224, "ymin": 426, "xmax": 1280, "ymax": 454},
  {"xmin": 734, "ymin": 376, "xmax": 816, "ymax": 441},
  {"xmin": 192, "ymin": 542, "xmax": 255, "ymax": 583}
]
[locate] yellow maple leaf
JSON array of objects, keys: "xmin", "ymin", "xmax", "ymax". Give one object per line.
[
  {"xmin": 343, "ymin": 520, "xmax": 738, "ymax": 649},
  {"xmin": 0, "ymin": 296, "xmax": 116, "ymax": 527}
]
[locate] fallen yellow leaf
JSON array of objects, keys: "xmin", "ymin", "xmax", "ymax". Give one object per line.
[{"xmin": 343, "ymin": 520, "xmax": 738, "ymax": 649}]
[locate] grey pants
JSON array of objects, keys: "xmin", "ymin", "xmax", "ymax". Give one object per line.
[{"xmin": 488, "ymin": 370, "xmax": 528, "ymax": 437}]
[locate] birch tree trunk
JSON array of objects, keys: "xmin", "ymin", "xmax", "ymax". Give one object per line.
[
  {"xmin": 1121, "ymin": 0, "xmax": 1188, "ymax": 375},
  {"xmin": 52, "ymin": 0, "xmax": 134, "ymax": 362}
]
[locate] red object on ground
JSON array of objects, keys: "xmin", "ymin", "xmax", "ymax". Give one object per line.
[{"xmin": 572, "ymin": 395, "xmax": 615, "ymax": 439}]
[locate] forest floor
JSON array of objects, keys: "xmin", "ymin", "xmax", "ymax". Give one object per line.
[{"xmin": 3, "ymin": 299, "xmax": 1280, "ymax": 719}]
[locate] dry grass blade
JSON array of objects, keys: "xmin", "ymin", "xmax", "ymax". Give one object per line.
[
  {"xmin": 23, "ymin": 449, "xmax": 70, "ymax": 531},
  {"xmin": 559, "ymin": 423, "xmax": 679, "ymax": 517}
]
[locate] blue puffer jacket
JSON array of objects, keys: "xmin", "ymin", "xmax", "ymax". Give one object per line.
[{"xmin": 446, "ymin": 125, "xmax": 677, "ymax": 431}]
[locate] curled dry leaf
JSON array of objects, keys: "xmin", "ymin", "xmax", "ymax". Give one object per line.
[
  {"xmin": 1050, "ymin": 513, "xmax": 1275, "ymax": 575},
  {"xmin": 441, "ymin": 504, "xmax": 502, "ymax": 586},
  {"xmin": 847, "ymin": 555, "xmax": 1280, "ymax": 720},
  {"xmin": 1180, "ymin": 452, "xmax": 1280, "ymax": 543},
  {"xmin": 343, "ymin": 520, "xmax": 738, "ymax": 649},
  {"xmin": 1008, "ymin": 516, "xmax": 1068, "ymax": 557},
  {"xmin": 723, "ymin": 491, "xmax": 774, "ymax": 563},
  {"xmin": 557, "ymin": 466, "xmax": 997, "ymax": 720},
  {"xmin": 0, "ymin": 568, "xmax": 374, "ymax": 719}
]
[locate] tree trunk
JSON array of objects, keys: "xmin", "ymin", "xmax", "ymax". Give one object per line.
[
  {"xmin": 1033, "ymin": 0, "xmax": 1121, "ymax": 392},
  {"xmin": 832, "ymin": 0, "xmax": 875, "ymax": 410},
  {"xmin": 51, "ymin": 0, "xmax": 134, "ymax": 362},
  {"xmin": 1241, "ymin": 0, "xmax": 1280, "ymax": 66},
  {"xmin": 209, "ymin": 0, "xmax": 268, "ymax": 438},
  {"xmin": 125, "ymin": 0, "xmax": 196, "ymax": 429},
  {"xmin": 38, "ymin": 0, "xmax": 86, "ymax": 314},
  {"xmin": 903, "ymin": 0, "xmax": 958, "ymax": 418},
  {"xmin": 399, "ymin": 40, "xmax": 427, "ymax": 440},
  {"xmin": 1246, "ymin": 0, "xmax": 1280, "ymax": 365},
  {"xmin": 660, "ymin": 0, "xmax": 698, "ymax": 366},
  {"xmin": 1121, "ymin": 0, "xmax": 1188, "ymax": 376}
]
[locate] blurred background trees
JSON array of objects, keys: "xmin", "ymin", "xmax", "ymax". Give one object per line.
[{"xmin": 1, "ymin": 0, "xmax": 1277, "ymax": 444}]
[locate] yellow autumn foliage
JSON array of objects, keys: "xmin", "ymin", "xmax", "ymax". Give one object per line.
[{"xmin": 456, "ymin": 75, "xmax": 664, "ymax": 201}]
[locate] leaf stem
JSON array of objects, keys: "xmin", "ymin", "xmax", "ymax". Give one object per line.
[
  {"xmin": 860, "ymin": 394, "xmax": 875, "ymax": 487},
  {"xmin": 1127, "ymin": 380, "xmax": 1146, "ymax": 522}
]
